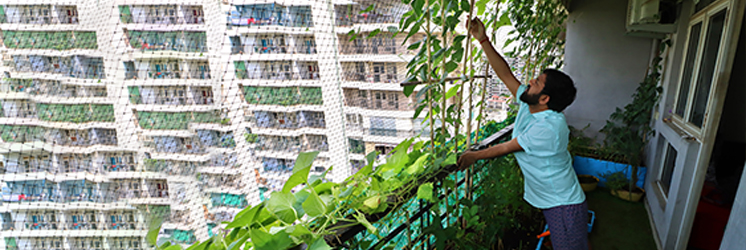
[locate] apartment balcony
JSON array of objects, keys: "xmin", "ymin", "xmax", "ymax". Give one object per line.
[
  {"xmin": 228, "ymin": 5, "xmax": 313, "ymax": 28},
  {"xmin": 242, "ymin": 86, "xmax": 323, "ymax": 106},
  {"xmin": 343, "ymin": 72, "xmax": 400, "ymax": 84},
  {"xmin": 65, "ymin": 211, "xmax": 99, "ymax": 230},
  {"xmin": 124, "ymin": 69, "xmax": 211, "ymax": 80},
  {"xmin": 335, "ymin": 13, "xmax": 397, "ymax": 27},
  {"xmin": 105, "ymin": 213, "xmax": 139, "ymax": 230},
  {"xmin": 1, "ymin": 31, "xmax": 96, "ymax": 50},
  {"xmin": 369, "ymin": 128, "xmax": 416, "ymax": 137},
  {"xmin": 8, "ymin": 55, "xmax": 105, "ymax": 80},
  {"xmin": 0, "ymin": 5, "xmax": 78, "ymax": 25},
  {"xmin": 231, "ymin": 44, "xmax": 317, "ymax": 55},
  {"xmin": 136, "ymin": 111, "xmax": 221, "ymax": 130},
  {"xmin": 125, "ymin": 31, "xmax": 207, "ymax": 53},
  {"xmin": 109, "ymin": 237, "xmax": 144, "ymax": 250},
  {"xmin": 249, "ymin": 110, "xmax": 326, "ymax": 130},
  {"xmin": 210, "ymin": 193, "xmax": 247, "ymax": 209},
  {"xmin": 201, "ymin": 175, "xmax": 246, "ymax": 191},
  {"xmin": 143, "ymin": 159, "xmax": 199, "ymax": 177},
  {"xmin": 119, "ymin": 5, "xmax": 204, "ymax": 25}
]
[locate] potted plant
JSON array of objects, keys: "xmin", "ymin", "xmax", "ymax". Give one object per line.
[{"xmin": 601, "ymin": 171, "xmax": 644, "ymax": 202}]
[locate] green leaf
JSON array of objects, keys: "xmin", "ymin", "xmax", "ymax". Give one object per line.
[
  {"xmin": 443, "ymin": 153, "xmax": 457, "ymax": 166},
  {"xmin": 354, "ymin": 211, "xmax": 377, "ymax": 234},
  {"xmin": 367, "ymin": 29, "xmax": 381, "ymax": 39},
  {"xmin": 249, "ymin": 228, "xmax": 294, "ymax": 250},
  {"xmin": 227, "ymin": 232, "xmax": 250, "ymax": 250},
  {"xmin": 360, "ymin": 4, "xmax": 375, "ymax": 14},
  {"xmin": 363, "ymin": 195, "xmax": 383, "ymax": 210},
  {"xmin": 313, "ymin": 182, "xmax": 338, "ymax": 195},
  {"xmin": 185, "ymin": 240, "xmax": 211, "ymax": 250},
  {"xmin": 308, "ymin": 166, "xmax": 332, "ymax": 186},
  {"xmin": 460, "ymin": 0, "xmax": 470, "ymax": 11},
  {"xmin": 164, "ymin": 245, "xmax": 183, "ymax": 250},
  {"xmin": 226, "ymin": 204, "xmax": 263, "ymax": 229},
  {"xmin": 406, "ymin": 153, "xmax": 430, "ymax": 175},
  {"xmin": 308, "ymin": 238, "xmax": 333, "ymax": 250},
  {"xmin": 445, "ymin": 61, "xmax": 459, "ymax": 73},
  {"xmin": 265, "ymin": 192, "xmax": 297, "ymax": 224},
  {"xmin": 146, "ymin": 217, "xmax": 162, "ymax": 246},
  {"xmin": 403, "ymin": 84, "xmax": 416, "ymax": 97},
  {"xmin": 445, "ymin": 84, "xmax": 461, "ymax": 100},
  {"xmin": 417, "ymin": 183, "xmax": 435, "ymax": 202},
  {"xmin": 302, "ymin": 189, "xmax": 326, "ymax": 218},
  {"xmin": 282, "ymin": 151, "xmax": 319, "ymax": 193},
  {"xmin": 496, "ymin": 12, "xmax": 512, "ymax": 28},
  {"xmin": 476, "ymin": 0, "xmax": 490, "ymax": 15}
]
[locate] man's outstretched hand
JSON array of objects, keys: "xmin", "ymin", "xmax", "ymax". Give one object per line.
[
  {"xmin": 466, "ymin": 17, "xmax": 487, "ymax": 42},
  {"xmin": 457, "ymin": 150, "xmax": 480, "ymax": 170}
]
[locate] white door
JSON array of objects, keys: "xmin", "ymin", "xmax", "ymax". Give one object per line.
[{"xmin": 647, "ymin": 0, "xmax": 745, "ymax": 249}]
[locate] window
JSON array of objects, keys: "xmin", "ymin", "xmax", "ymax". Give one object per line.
[
  {"xmin": 658, "ymin": 143, "xmax": 678, "ymax": 198},
  {"xmin": 671, "ymin": 8, "xmax": 728, "ymax": 131}
]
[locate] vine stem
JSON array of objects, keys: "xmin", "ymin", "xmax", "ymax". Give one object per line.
[
  {"xmin": 426, "ymin": 0, "xmax": 435, "ymax": 153},
  {"xmin": 440, "ymin": 0, "xmax": 447, "ymax": 155}
]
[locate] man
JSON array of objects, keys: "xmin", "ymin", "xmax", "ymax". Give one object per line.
[{"xmin": 458, "ymin": 17, "xmax": 588, "ymax": 250}]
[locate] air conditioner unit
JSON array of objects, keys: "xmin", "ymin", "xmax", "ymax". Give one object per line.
[{"xmin": 626, "ymin": 0, "xmax": 677, "ymax": 38}]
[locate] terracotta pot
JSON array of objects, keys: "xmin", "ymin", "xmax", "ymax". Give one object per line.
[
  {"xmin": 578, "ymin": 175, "xmax": 599, "ymax": 192},
  {"xmin": 611, "ymin": 187, "xmax": 645, "ymax": 202}
]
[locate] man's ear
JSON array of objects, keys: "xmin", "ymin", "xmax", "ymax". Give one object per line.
[{"xmin": 539, "ymin": 94, "xmax": 550, "ymax": 105}]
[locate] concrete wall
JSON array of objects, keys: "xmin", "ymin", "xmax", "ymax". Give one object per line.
[{"xmin": 562, "ymin": 0, "xmax": 654, "ymax": 139}]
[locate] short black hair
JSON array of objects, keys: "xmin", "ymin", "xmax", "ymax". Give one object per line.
[{"xmin": 540, "ymin": 68, "xmax": 576, "ymax": 112}]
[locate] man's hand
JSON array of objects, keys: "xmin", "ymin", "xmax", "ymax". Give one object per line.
[
  {"xmin": 466, "ymin": 17, "xmax": 487, "ymax": 42},
  {"xmin": 457, "ymin": 150, "xmax": 480, "ymax": 170}
]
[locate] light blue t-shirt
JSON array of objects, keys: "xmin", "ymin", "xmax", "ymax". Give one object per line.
[{"xmin": 512, "ymin": 85, "xmax": 585, "ymax": 209}]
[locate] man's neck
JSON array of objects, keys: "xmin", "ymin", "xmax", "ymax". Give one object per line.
[{"xmin": 528, "ymin": 105, "xmax": 550, "ymax": 114}]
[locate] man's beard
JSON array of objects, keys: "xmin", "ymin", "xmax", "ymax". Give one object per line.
[{"xmin": 520, "ymin": 87, "xmax": 542, "ymax": 105}]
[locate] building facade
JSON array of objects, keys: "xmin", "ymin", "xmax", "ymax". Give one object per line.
[{"xmin": 0, "ymin": 0, "xmax": 426, "ymax": 249}]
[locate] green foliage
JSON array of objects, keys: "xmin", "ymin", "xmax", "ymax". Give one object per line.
[
  {"xmin": 1, "ymin": 31, "xmax": 97, "ymax": 50},
  {"xmin": 504, "ymin": 0, "xmax": 567, "ymax": 80},
  {"xmin": 35, "ymin": 104, "xmax": 114, "ymax": 123},
  {"xmin": 243, "ymin": 86, "xmax": 323, "ymax": 106},
  {"xmin": 137, "ymin": 111, "xmax": 222, "ymax": 130},
  {"xmin": 601, "ymin": 171, "xmax": 630, "ymax": 191}
]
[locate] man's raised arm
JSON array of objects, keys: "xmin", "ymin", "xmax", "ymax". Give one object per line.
[{"xmin": 467, "ymin": 17, "xmax": 521, "ymax": 98}]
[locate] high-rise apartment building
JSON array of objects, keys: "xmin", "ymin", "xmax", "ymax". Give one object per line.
[{"xmin": 0, "ymin": 0, "xmax": 424, "ymax": 249}]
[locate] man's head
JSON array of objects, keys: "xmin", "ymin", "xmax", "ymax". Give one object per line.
[{"xmin": 519, "ymin": 68, "xmax": 577, "ymax": 112}]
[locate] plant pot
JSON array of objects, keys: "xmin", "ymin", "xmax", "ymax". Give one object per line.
[
  {"xmin": 578, "ymin": 174, "xmax": 599, "ymax": 192},
  {"xmin": 611, "ymin": 187, "xmax": 645, "ymax": 202}
]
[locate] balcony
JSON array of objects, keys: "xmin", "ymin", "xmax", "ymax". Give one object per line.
[
  {"xmin": 228, "ymin": 5, "xmax": 313, "ymax": 28},
  {"xmin": 255, "ymin": 134, "xmax": 328, "ymax": 153},
  {"xmin": 0, "ymin": 5, "xmax": 78, "ymax": 24},
  {"xmin": 65, "ymin": 211, "xmax": 99, "ymax": 230},
  {"xmin": 136, "ymin": 111, "xmax": 221, "ymax": 130},
  {"xmin": 128, "ymin": 86, "xmax": 213, "ymax": 105},
  {"xmin": 229, "ymin": 34, "xmax": 316, "ymax": 55},
  {"xmin": 249, "ymin": 111, "xmax": 326, "ymax": 129},
  {"xmin": 343, "ymin": 89, "xmax": 414, "ymax": 111},
  {"xmin": 1, "ymin": 31, "xmax": 96, "ymax": 50},
  {"xmin": 35, "ymin": 104, "xmax": 115, "ymax": 123},
  {"xmin": 124, "ymin": 69, "xmax": 211, "ymax": 80},
  {"xmin": 196, "ymin": 130, "xmax": 235, "ymax": 148},
  {"xmin": 9, "ymin": 55, "xmax": 105, "ymax": 79},
  {"xmin": 164, "ymin": 229, "xmax": 196, "ymax": 244},
  {"xmin": 119, "ymin": 5, "xmax": 204, "ymax": 25},
  {"xmin": 144, "ymin": 159, "xmax": 199, "ymax": 177},
  {"xmin": 126, "ymin": 31, "xmax": 207, "ymax": 53},
  {"xmin": 369, "ymin": 128, "xmax": 416, "ymax": 137},
  {"xmin": 105, "ymin": 212, "xmax": 138, "ymax": 230},
  {"xmin": 242, "ymin": 86, "xmax": 323, "ymax": 106},
  {"xmin": 234, "ymin": 61, "xmax": 319, "ymax": 80},
  {"xmin": 109, "ymin": 237, "xmax": 143, "ymax": 250},
  {"xmin": 343, "ymin": 72, "xmax": 400, "ymax": 83},
  {"xmin": 144, "ymin": 136, "xmax": 207, "ymax": 155},
  {"xmin": 210, "ymin": 193, "xmax": 247, "ymax": 208},
  {"xmin": 201, "ymin": 175, "xmax": 246, "ymax": 190}
]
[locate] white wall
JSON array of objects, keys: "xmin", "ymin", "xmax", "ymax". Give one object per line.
[{"xmin": 562, "ymin": 0, "xmax": 654, "ymax": 139}]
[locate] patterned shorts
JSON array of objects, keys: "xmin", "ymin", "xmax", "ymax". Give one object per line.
[{"xmin": 542, "ymin": 200, "xmax": 589, "ymax": 250}]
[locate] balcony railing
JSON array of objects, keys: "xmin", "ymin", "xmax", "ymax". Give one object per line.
[
  {"xmin": 335, "ymin": 13, "xmax": 398, "ymax": 26},
  {"xmin": 369, "ymin": 128, "xmax": 417, "ymax": 137},
  {"xmin": 231, "ymin": 45, "xmax": 317, "ymax": 55},
  {"xmin": 340, "ymin": 45, "xmax": 403, "ymax": 55},
  {"xmin": 67, "ymin": 221, "xmax": 99, "ymax": 230},
  {"xmin": 125, "ymin": 70, "xmax": 210, "ymax": 80},
  {"xmin": 326, "ymin": 122, "xmax": 515, "ymax": 248},
  {"xmin": 123, "ymin": 16, "xmax": 204, "ymax": 25},
  {"xmin": 25, "ymin": 221, "xmax": 61, "ymax": 230}
]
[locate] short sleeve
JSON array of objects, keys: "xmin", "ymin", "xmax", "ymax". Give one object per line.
[{"xmin": 516, "ymin": 122, "xmax": 561, "ymax": 157}]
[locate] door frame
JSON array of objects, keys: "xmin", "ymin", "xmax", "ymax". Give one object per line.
[{"xmin": 647, "ymin": 0, "xmax": 746, "ymax": 249}]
